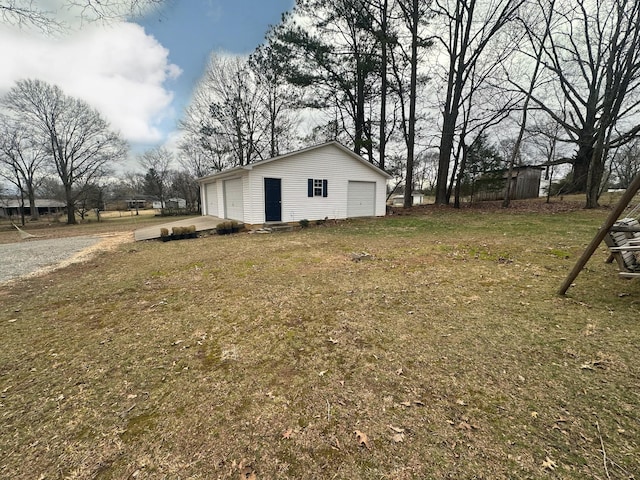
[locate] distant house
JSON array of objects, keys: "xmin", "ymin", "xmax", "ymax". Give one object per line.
[
  {"xmin": 197, "ymin": 141, "xmax": 391, "ymax": 225},
  {"xmin": 152, "ymin": 198, "xmax": 187, "ymax": 209},
  {"xmin": 124, "ymin": 199, "xmax": 148, "ymax": 210},
  {"xmin": 474, "ymin": 166, "xmax": 544, "ymax": 201},
  {"xmin": 105, "ymin": 196, "xmax": 155, "ymax": 211},
  {"xmin": 0, "ymin": 198, "xmax": 66, "ymax": 218},
  {"xmin": 391, "ymin": 192, "xmax": 425, "ymax": 206}
]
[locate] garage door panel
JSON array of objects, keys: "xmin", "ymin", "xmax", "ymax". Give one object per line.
[
  {"xmin": 205, "ymin": 182, "xmax": 218, "ymax": 216},
  {"xmin": 224, "ymin": 178, "xmax": 244, "ymax": 221},
  {"xmin": 347, "ymin": 181, "xmax": 375, "ymax": 217}
]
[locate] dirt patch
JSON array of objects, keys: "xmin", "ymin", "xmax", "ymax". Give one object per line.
[{"xmin": 35, "ymin": 232, "xmax": 133, "ymax": 273}]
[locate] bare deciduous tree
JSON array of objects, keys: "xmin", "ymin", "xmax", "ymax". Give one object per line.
[
  {"xmin": 169, "ymin": 170, "xmax": 199, "ymax": 211},
  {"xmin": 0, "ymin": 0, "xmax": 163, "ymax": 32},
  {"xmin": 0, "ymin": 114, "xmax": 47, "ymax": 223},
  {"xmin": 611, "ymin": 139, "xmax": 640, "ymax": 189},
  {"xmin": 2, "ymin": 79, "xmax": 127, "ymax": 224},
  {"xmin": 139, "ymin": 146, "xmax": 173, "ymax": 209},
  {"xmin": 184, "ymin": 54, "xmax": 266, "ymax": 168},
  {"xmin": 501, "ymin": 0, "xmax": 555, "ymax": 207},
  {"xmin": 432, "ymin": 0, "xmax": 525, "ymax": 205},
  {"xmin": 517, "ymin": 0, "xmax": 640, "ymax": 207}
]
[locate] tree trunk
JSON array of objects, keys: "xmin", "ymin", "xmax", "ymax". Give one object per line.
[
  {"xmin": 403, "ymin": 0, "xmax": 419, "ymax": 209},
  {"xmin": 572, "ymin": 140, "xmax": 594, "ymax": 193},
  {"xmin": 19, "ymin": 189, "xmax": 26, "ymax": 226},
  {"xmin": 453, "ymin": 142, "xmax": 468, "ymax": 209},
  {"xmin": 435, "ymin": 0, "xmax": 471, "ymax": 205},
  {"xmin": 270, "ymin": 90, "xmax": 277, "ymax": 158},
  {"xmin": 585, "ymin": 156, "xmax": 603, "ymax": 208},
  {"xmin": 355, "ymin": 55, "xmax": 366, "ymax": 156},
  {"xmin": 65, "ymin": 185, "xmax": 76, "ymax": 224},
  {"xmin": 28, "ymin": 188, "xmax": 39, "ymax": 221},
  {"xmin": 436, "ymin": 116, "xmax": 456, "ymax": 204},
  {"xmin": 586, "ymin": 124, "xmax": 609, "ymax": 208},
  {"xmin": 378, "ymin": 0, "xmax": 388, "ymax": 171}
]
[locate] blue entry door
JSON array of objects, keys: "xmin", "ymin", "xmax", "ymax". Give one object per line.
[{"xmin": 264, "ymin": 178, "xmax": 282, "ymax": 222}]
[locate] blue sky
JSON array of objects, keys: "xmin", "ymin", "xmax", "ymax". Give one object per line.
[{"xmin": 136, "ymin": 0, "xmax": 295, "ymax": 148}]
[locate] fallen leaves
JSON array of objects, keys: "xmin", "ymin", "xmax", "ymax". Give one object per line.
[
  {"xmin": 392, "ymin": 432, "xmax": 405, "ymax": 443},
  {"xmin": 389, "ymin": 426, "xmax": 406, "ymax": 443},
  {"xmin": 456, "ymin": 421, "xmax": 476, "ymax": 431},
  {"xmin": 354, "ymin": 430, "xmax": 371, "ymax": 449},
  {"xmin": 235, "ymin": 460, "xmax": 257, "ymax": 479},
  {"xmin": 149, "ymin": 299, "xmax": 168, "ymax": 309},
  {"xmin": 350, "ymin": 252, "xmax": 373, "ymax": 262},
  {"xmin": 541, "ymin": 456, "xmax": 557, "ymax": 470},
  {"xmin": 552, "ymin": 417, "xmax": 570, "ymax": 435},
  {"xmin": 453, "ymin": 416, "xmax": 478, "ymax": 431},
  {"xmin": 580, "ymin": 355, "xmax": 608, "ymax": 370},
  {"xmin": 239, "ymin": 466, "xmax": 257, "ymax": 480}
]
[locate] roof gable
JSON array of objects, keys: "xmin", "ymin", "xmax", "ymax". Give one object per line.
[{"xmin": 198, "ymin": 141, "xmax": 391, "ymax": 182}]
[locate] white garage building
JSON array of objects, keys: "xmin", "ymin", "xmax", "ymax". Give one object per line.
[{"xmin": 198, "ymin": 141, "xmax": 391, "ymax": 225}]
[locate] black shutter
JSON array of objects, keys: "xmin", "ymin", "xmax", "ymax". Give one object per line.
[
  {"xmin": 308, "ymin": 179, "xmax": 313, "ymax": 197},
  {"xmin": 322, "ymin": 179, "xmax": 328, "ymax": 197}
]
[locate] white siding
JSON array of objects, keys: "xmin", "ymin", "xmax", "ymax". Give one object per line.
[{"xmin": 244, "ymin": 143, "xmax": 387, "ymax": 224}]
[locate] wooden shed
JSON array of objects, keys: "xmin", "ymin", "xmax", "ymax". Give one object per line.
[{"xmin": 474, "ymin": 166, "xmax": 543, "ymax": 201}]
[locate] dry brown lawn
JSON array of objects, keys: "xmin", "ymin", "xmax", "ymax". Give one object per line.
[{"xmin": 0, "ymin": 200, "xmax": 639, "ymax": 479}]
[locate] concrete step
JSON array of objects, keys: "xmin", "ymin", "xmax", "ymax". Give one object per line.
[{"xmin": 264, "ymin": 222, "xmax": 293, "ymax": 232}]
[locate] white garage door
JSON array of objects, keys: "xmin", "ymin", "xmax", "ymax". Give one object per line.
[
  {"xmin": 224, "ymin": 178, "xmax": 244, "ymax": 221},
  {"xmin": 205, "ymin": 182, "xmax": 218, "ymax": 216},
  {"xmin": 347, "ymin": 181, "xmax": 376, "ymax": 217}
]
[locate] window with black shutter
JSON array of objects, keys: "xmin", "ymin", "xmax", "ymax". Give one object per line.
[{"xmin": 307, "ymin": 178, "xmax": 328, "ymax": 197}]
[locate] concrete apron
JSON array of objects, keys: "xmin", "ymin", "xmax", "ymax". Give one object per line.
[{"xmin": 134, "ymin": 216, "xmax": 224, "ymax": 241}]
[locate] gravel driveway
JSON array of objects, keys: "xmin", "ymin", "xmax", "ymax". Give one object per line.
[{"xmin": 0, "ymin": 236, "xmax": 104, "ymax": 284}]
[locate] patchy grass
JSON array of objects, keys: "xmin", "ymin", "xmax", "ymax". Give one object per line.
[{"xmin": 1, "ymin": 201, "xmax": 639, "ymax": 479}]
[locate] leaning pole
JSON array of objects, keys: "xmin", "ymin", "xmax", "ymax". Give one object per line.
[{"xmin": 558, "ymin": 173, "xmax": 640, "ymax": 295}]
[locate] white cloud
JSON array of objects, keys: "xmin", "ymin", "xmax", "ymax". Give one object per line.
[{"xmin": 0, "ymin": 21, "xmax": 181, "ymax": 144}]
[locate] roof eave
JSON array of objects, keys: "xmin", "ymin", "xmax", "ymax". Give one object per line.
[{"xmin": 197, "ymin": 140, "xmax": 393, "ymax": 182}]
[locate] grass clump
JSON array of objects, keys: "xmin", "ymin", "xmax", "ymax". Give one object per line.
[{"xmin": 216, "ymin": 221, "xmax": 232, "ymax": 235}]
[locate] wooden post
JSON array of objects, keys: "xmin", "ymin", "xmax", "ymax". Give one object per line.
[{"xmin": 558, "ymin": 173, "xmax": 640, "ymax": 295}]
